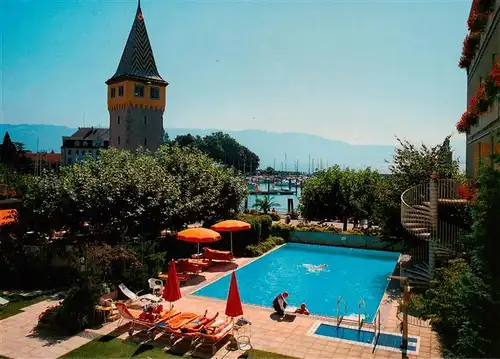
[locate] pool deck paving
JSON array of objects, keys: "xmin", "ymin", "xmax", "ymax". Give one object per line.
[{"xmin": 0, "ymin": 255, "xmax": 442, "ymax": 359}]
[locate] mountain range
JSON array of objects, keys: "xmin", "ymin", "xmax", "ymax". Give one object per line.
[{"xmin": 0, "ymin": 124, "xmax": 466, "ymax": 173}]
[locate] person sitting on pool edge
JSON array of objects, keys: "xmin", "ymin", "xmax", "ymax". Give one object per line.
[
  {"xmin": 294, "ymin": 303, "xmax": 310, "ymax": 315},
  {"xmin": 272, "ymin": 291, "xmax": 289, "ymax": 317}
]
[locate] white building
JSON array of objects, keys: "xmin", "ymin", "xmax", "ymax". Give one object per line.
[{"xmin": 61, "ymin": 127, "xmax": 109, "ymax": 165}]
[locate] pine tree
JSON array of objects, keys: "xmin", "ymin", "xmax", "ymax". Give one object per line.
[{"xmin": 0, "ymin": 132, "xmax": 19, "ymax": 168}]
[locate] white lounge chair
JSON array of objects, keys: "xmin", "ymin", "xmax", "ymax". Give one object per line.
[
  {"xmin": 147, "ymin": 278, "xmax": 164, "ymax": 296},
  {"xmin": 118, "ymin": 283, "xmax": 161, "ymax": 303},
  {"xmin": 0, "ymin": 296, "xmax": 9, "ymax": 307}
]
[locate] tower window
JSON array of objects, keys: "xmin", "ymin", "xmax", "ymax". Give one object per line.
[
  {"xmin": 118, "ymin": 85, "xmax": 124, "ymax": 96},
  {"xmin": 110, "ymin": 87, "xmax": 116, "ymax": 98},
  {"xmin": 118, "ymin": 116, "xmax": 121, "ymax": 125},
  {"xmin": 134, "ymin": 84, "xmax": 145, "ymax": 97},
  {"xmin": 150, "ymin": 87, "xmax": 160, "ymax": 99},
  {"xmin": 144, "ymin": 116, "xmax": 147, "ymax": 125},
  {"xmin": 118, "ymin": 136, "xmax": 121, "ymax": 145},
  {"xmin": 144, "ymin": 138, "xmax": 148, "ymax": 146}
]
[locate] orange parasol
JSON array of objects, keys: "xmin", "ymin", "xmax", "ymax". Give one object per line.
[
  {"xmin": 0, "ymin": 209, "xmax": 17, "ymax": 227},
  {"xmin": 177, "ymin": 227, "xmax": 221, "ymax": 254},
  {"xmin": 211, "ymin": 220, "xmax": 251, "ymax": 254},
  {"xmin": 225, "ymin": 271, "xmax": 243, "ymax": 317},
  {"xmin": 162, "ymin": 260, "xmax": 182, "ymax": 308}
]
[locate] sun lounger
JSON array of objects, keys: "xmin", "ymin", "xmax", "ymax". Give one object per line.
[
  {"xmin": 184, "ymin": 258, "xmax": 212, "ymax": 269},
  {"xmin": 188, "ymin": 318, "xmax": 234, "ymax": 355},
  {"xmin": 176, "ymin": 259, "xmax": 202, "ymax": 274},
  {"xmin": 0, "ymin": 296, "xmax": 9, "ymax": 306},
  {"xmin": 181, "ymin": 312, "xmax": 219, "ymax": 333},
  {"xmin": 158, "ymin": 272, "xmax": 190, "ymax": 284},
  {"xmin": 115, "ymin": 302, "xmax": 179, "ymax": 338},
  {"xmin": 156, "ymin": 311, "xmax": 201, "ymax": 332},
  {"xmin": 201, "ymin": 247, "xmax": 234, "ymax": 262},
  {"xmin": 118, "ymin": 283, "xmax": 161, "ymax": 303}
]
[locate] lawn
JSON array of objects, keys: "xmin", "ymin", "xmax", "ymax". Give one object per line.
[
  {"xmin": 0, "ymin": 294, "xmax": 48, "ymax": 320},
  {"xmin": 60, "ymin": 335, "xmax": 298, "ymax": 359}
]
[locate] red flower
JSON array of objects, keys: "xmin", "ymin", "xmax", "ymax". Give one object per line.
[
  {"xmin": 459, "ymin": 56, "xmax": 472, "ymax": 69},
  {"xmin": 458, "ymin": 183, "xmax": 475, "ymax": 201},
  {"xmin": 492, "ymin": 57, "xmax": 500, "ymax": 85}
]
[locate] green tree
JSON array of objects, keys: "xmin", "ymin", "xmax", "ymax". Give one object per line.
[
  {"xmin": 253, "ymin": 195, "xmax": 280, "ymax": 214},
  {"xmin": 173, "ymin": 132, "xmax": 260, "ymax": 174},
  {"xmin": 18, "ymin": 145, "xmax": 248, "ymax": 242},
  {"xmin": 0, "ymin": 132, "xmax": 19, "ymax": 169}
]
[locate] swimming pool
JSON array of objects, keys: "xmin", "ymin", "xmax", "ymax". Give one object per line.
[{"xmin": 194, "ymin": 243, "xmax": 400, "ymax": 321}]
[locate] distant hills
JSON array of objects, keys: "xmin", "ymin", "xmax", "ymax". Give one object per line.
[{"xmin": 0, "ymin": 124, "xmax": 466, "ymax": 173}]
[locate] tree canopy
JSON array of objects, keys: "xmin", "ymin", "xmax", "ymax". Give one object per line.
[
  {"xmin": 299, "ymin": 165, "xmax": 381, "ymax": 230},
  {"xmin": 171, "ymin": 132, "xmax": 260, "ymax": 174},
  {"xmin": 18, "ymin": 145, "xmax": 248, "ymax": 243}
]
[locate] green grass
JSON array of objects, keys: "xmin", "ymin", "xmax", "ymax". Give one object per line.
[
  {"xmin": 0, "ymin": 295, "xmax": 48, "ymax": 320},
  {"xmin": 60, "ymin": 335, "xmax": 298, "ymax": 359}
]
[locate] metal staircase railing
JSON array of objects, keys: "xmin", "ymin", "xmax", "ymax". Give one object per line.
[
  {"xmin": 336, "ymin": 295, "xmax": 347, "ymax": 326},
  {"xmin": 401, "ymin": 178, "xmax": 472, "ymax": 288}
]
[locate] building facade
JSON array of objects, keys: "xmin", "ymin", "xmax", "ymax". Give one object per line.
[
  {"xmin": 61, "ymin": 128, "xmax": 109, "ymax": 165},
  {"xmin": 465, "ymin": 1, "xmax": 500, "ymax": 178},
  {"xmin": 105, "ymin": 0, "xmax": 168, "ymax": 152}
]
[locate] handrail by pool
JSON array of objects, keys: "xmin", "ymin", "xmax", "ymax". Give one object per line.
[
  {"xmin": 358, "ymin": 298, "xmax": 367, "ymax": 330},
  {"xmin": 336, "ymin": 296, "xmax": 347, "ymax": 326},
  {"xmin": 372, "ymin": 309, "xmax": 381, "ymax": 352}
]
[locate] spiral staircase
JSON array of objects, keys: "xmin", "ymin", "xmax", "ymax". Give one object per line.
[{"xmin": 400, "ymin": 177, "xmax": 470, "ymax": 288}]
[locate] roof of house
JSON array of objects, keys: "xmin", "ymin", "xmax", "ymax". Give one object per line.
[
  {"xmin": 65, "ymin": 128, "xmax": 110, "ymax": 141},
  {"xmin": 106, "ymin": 1, "xmax": 167, "ymax": 86},
  {"xmin": 24, "ymin": 152, "xmax": 62, "ymax": 164}
]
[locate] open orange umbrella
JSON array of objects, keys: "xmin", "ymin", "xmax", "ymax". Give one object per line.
[
  {"xmin": 225, "ymin": 271, "xmax": 243, "ymax": 317},
  {"xmin": 211, "ymin": 220, "xmax": 251, "ymax": 254},
  {"xmin": 177, "ymin": 227, "xmax": 221, "ymax": 254},
  {"xmin": 162, "ymin": 260, "xmax": 182, "ymax": 308}
]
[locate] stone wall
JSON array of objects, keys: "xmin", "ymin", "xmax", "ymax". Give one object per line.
[{"xmin": 290, "ymin": 231, "xmax": 403, "ymax": 252}]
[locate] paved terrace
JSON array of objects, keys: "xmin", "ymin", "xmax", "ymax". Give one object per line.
[{"xmin": 0, "ymin": 256, "xmax": 442, "ymax": 359}]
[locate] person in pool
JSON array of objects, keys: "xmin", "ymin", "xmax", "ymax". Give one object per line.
[
  {"xmin": 272, "ymin": 291, "xmax": 289, "ymax": 317},
  {"xmin": 294, "ymin": 303, "xmax": 310, "ymax": 315}
]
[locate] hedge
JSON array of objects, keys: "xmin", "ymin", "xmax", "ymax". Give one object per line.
[
  {"xmin": 270, "ymin": 223, "xmax": 293, "ymax": 241},
  {"xmin": 246, "ymin": 236, "xmax": 284, "ymax": 257},
  {"xmin": 235, "ymin": 214, "xmax": 272, "ymax": 244}
]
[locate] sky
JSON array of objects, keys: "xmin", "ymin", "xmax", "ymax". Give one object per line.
[{"xmin": 1, "ymin": 0, "xmax": 471, "ymax": 145}]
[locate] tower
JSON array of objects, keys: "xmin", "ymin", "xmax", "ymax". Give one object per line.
[{"xmin": 106, "ymin": 0, "xmax": 168, "ymax": 151}]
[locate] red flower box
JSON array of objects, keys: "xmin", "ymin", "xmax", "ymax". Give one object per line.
[{"xmin": 458, "ymin": 183, "xmax": 475, "ymax": 201}]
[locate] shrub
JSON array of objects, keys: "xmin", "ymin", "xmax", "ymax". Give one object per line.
[
  {"xmin": 295, "ymin": 224, "xmax": 342, "ymax": 233},
  {"xmin": 236, "ymin": 214, "xmax": 273, "ymax": 244},
  {"xmin": 246, "ymin": 236, "xmax": 284, "ymax": 257},
  {"xmin": 269, "ymin": 212, "xmax": 281, "ymax": 221},
  {"xmin": 270, "ymin": 223, "xmax": 293, "ymax": 241},
  {"xmin": 37, "ymin": 280, "xmax": 102, "ymax": 336},
  {"xmin": 288, "ymin": 212, "xmax": 299, "ymax": 220}
]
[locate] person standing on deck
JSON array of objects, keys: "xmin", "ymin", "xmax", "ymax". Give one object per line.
[{"xmin": 272, "ymin": 291, "xmax": 289, "ymax": 317}]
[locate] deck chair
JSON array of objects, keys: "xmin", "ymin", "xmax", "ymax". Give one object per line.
[
  {"xmin": 0, "ymin": 296, "xmax": 9, "ymax": 307},
  {"xmin": 118, "ymin": 283, "xmax": 161, "ymax": 303}
]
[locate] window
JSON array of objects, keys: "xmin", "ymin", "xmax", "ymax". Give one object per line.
[
  {"xmin": 134, "ymin": 84, "xmax": 144, "ymax": 97},
  {"xmin": 110, "ymin": 87, "xmax": 116, "ymax": 98},
  {"xmin": 68, "ymin": 150, "xmax": 72, "ymax": 155},
  {"xmin": 76, "ymin": 150, "xmax": 79, "ymax": 155},
  {"xmin": 144, "ymin": 138, "xmax": 148, "ymax": 147},
  {"xmin": 118, "ymin": 85, "xmax": 124, "ymax": 96},
  {"xmin": 150, "ymin": 86, "xmax": 160, "ymax": 99},
  {"xmin": 144, "ymin": 116, "xmax": 147, "ymax": 125},
  {"xmin": 83, "ymin": 141, "xmax": 87, "ymax": 147},
  {"xmin": 118, "ymin": 116, "xmax": 121, "ymax": 125},
  {"xmin": 118, "ymin": 136, "xmax": 121, "ymax": 145}
]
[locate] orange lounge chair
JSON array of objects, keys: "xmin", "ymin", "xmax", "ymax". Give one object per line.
[
  {"xmin": 188, "ymin": 318, "xmax": 234, "ymax": 355},
  {"xmin": 201, "ymin": 247, "xmax": 234, "ymax": 262},
  {"xmin": 185, "ymin": 258, "xmax": 212, "ymax": 269},
  {"xmin": 157, "ymin": 311, "xmax": 202, "ymax": 332},
  {"xmin": 115, "ymin": 302, "xmax": 179, "ymax": 338},
  {"xmin": 176, "ymin": 259, "xmax": 202, "ymax": 274},
  {"xmin": 158, "ymin": 272, "xmax": 191, "ymax": 283},
  {"xmin": 180, "ymin": 312, "xmax": 219, "ymax": 333}
]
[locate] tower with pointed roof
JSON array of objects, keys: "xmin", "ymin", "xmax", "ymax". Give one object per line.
[{"xmin": 106, "ymin": 0, "xmax": 167, "ymax": 151}]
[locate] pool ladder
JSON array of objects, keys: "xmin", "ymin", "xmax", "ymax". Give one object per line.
[
  {"xmin": 358, "ymin": 298, "xmax": 367, "ymax": 329},
  {"xmin": 336, "ymin": 296, "xmax": 347, "ymax": 326}
]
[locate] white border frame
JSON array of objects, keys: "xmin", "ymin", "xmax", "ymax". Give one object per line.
[{"xmin": 307, "ymin": 320, "xmax": 420, "ymax": 355}]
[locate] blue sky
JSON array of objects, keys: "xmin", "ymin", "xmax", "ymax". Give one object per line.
[{"xmin": 1, "ymin": 0, "xmax": 470, "ymax": 145}]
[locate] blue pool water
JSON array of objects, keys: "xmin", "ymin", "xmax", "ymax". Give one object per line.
[
  {"xmin": 315, "ymin": 324, "xmax": 418, "ymax": 351},
  {"xmin": 194, "ymin": 243, "xmax": 399, "ymax": 321}
]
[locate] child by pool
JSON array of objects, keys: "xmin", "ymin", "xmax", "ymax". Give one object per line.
[{"xmin": 294, "ymin": 303, "xmax": 310, "ymax": 315}]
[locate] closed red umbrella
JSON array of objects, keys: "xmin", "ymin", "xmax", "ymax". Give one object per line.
[
  {"xmin": 162, "ymin": 260, "xmax": 182, "ymax": 308},
  {"xmin": 225, "ymin": 271, "xmax": 243, "ymax": 317}
]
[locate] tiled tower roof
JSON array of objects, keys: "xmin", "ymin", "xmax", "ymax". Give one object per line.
[{"xmin": 106, "ymin": 0, "xmax": 167, "ymax": 86}]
